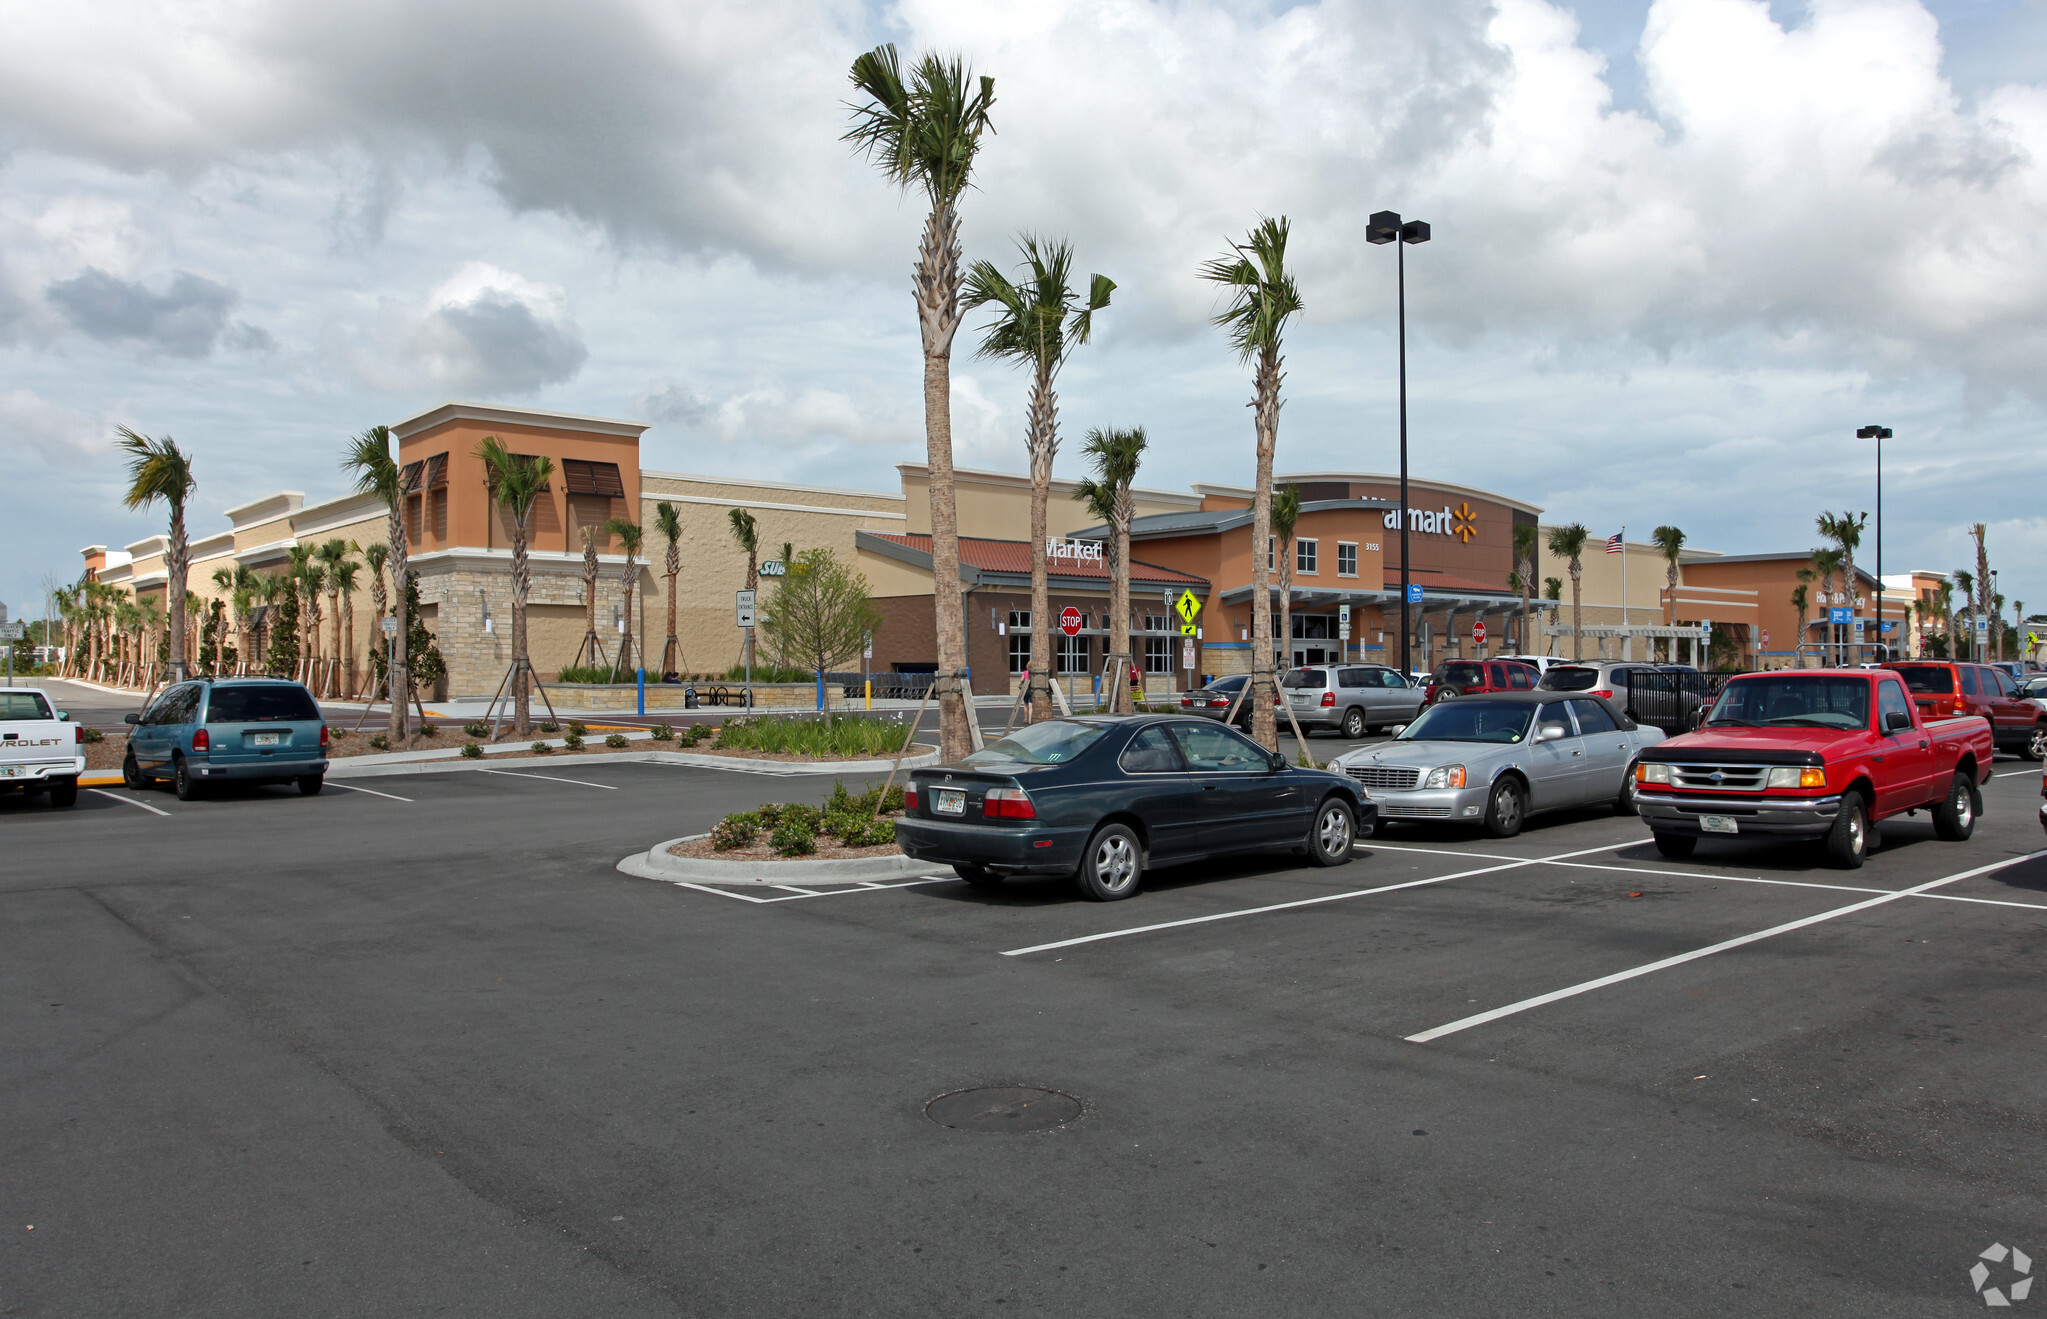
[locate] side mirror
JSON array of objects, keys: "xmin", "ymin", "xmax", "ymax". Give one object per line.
[
  {"xmin": 56, "ymin": 712, "xmax": 69, "ymax": 721},
  {"xmin": 124, "ymin": 712, "xmax": 141, "ymax": 725},
  {"xmin": 1884, "ymin": 710, "xmax": 1912, "ymax": 732},
  {"xmin": 1537, "ymin": 722, "xmax": 1569, "ymax": 742},
  {"xmin": 1686, "ymin": 709, "xmax": 1706, "ymax": 731},
  {"xmin": 1269, "ymin": 752, "xmax": 1289, "ymax": 772},
  {"xmin": 1388, "ymin": 724, "xmax": 1408, "ymax": 738}
]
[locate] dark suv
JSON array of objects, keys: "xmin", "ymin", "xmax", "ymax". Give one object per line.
[
  {"xmin": 124, "ymin": 678, "xmax": 330, "ymax": 799},
  {"xmin": 1422, "ymin": 659, "xmax": 1538, "ymax": 708}
]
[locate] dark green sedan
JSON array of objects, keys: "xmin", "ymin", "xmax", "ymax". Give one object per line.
[{"xmin": 894, "ymin": 715, "xmax": 1375, "ymax": 901}]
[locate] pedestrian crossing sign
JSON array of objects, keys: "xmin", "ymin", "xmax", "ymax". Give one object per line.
[{"xmin": 1175, "ymin": 589, "xmax": 1201, "ymax": 624}]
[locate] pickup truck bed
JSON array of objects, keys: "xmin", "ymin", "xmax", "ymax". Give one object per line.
[
  {"xmin": 0, "ymin": 687, "xmax": 85, "ymax": 807},
  {"xmin": 1635, "ymin": 668, "xmax": 1993, "ymax": 869}
]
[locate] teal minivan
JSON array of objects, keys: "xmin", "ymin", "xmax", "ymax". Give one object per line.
[{"xmin": 123, "ymin": 678, "xmax": 330, "ymax": 800}]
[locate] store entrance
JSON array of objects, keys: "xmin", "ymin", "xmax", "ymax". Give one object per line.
[{"xmin": 1290, "ymin": 614, "xmax": 1338, "ymax": 669}]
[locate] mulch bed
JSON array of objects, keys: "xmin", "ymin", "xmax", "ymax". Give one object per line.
[{"xmin": 666, "ymin": 821, "xmax": 906, "ymax": 864}]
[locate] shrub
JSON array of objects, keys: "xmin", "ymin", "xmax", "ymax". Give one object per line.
[
  {"xmin": 751, "ymin": 802, "xmax": 785, "ymax": 828},
  {"xmin": 538, "ymin": 721, "xmax": 559, "ymax": 734},
  {"xmin": 461, "ymin": 742, "xmax": 483, "ymax": 759},
  {"xmin": 769, "ymin": 821, "xmax": 816, "ymax": 856},
  {"xmin": 779, "ymin": 802, "xmax": 823, "ymax": 835},
  {"xmin": 562, "ymin": 732, "xmax": 585, "ymax": 751},
  {"xmin": 649, "ymin": 723, "xmax": 674, "ymax": 742},
  {"xmin": 79, "ymin": 726, "xmax": 104, "ymax": 744},
  {"xmin": 710, "ymin": 813, "xmax": 760, "ymax": 850},
  {"xmin": 464, "ymin": 721, "xmax": 491, "ymax": 738},
  {"xmin": 418, "ymin": 723, "xmax": 440, "ymax": 738},
  {"xmin": 368, "ymin": 734, "xmax": 390, "ymax": 750},
  {"xmin": 841, "ymin": 817, "xmax": 895, "ymax": 848},
  {"xmin": 555, "ymin": 665, "xmax": 622, "ymax": 685},
  {"xmin": 531, "ymin": 741, "xmax": 553, "ymax": 755},
  {"xmin": 566, "ymin": 721, "xmax": 587, "ymax": 737},
  {"xmin": 821, "ymin": 808, "xmax": 866, "ymax": 841},
  {"xmin": 681, "ymin": 724, "xmax": 708, "ymax": 746},
  {"xmin": 724, "ymin": 662, "xmax": 816, "ymax": 684},
  {"xmin": 708, "ymin": 713, "xmax": 905, "ymax": 758}
]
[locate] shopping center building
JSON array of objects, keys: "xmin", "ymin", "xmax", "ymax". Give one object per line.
[{"xmin": 80, "ymin": 401, "xmax": 1894, "ymax": 696}]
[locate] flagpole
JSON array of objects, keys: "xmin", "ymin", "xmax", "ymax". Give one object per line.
[{"xmin": 1619, "ymin": 527, "xmax": 1628, "ymax": 661}]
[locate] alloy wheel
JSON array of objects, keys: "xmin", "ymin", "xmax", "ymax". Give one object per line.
[
  {"xmin": 1093, "ymin": 834, "xmax": 1137, "ymax": 892},
  {"xmin": 1318, "ymin": 803, "xmax": 1352, "ymax": 856}
]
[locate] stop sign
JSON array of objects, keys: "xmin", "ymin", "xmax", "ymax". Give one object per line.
[
  {"xmin": 1060, "ymin": 606, "xmax": 1083, "ymax": 637},
  {"xmin": 1472, "ymin": 621, "xmax": 1487, "ymax": 645}
]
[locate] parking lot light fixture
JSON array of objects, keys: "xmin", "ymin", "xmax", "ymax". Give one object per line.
[
  {"xmin": 1368, "ymin": 210, "xmax": 1430, "ymax": 675},
  {"xmin": 1856, "ymin": 425, "xmax": 1892, "ymax": 657}
]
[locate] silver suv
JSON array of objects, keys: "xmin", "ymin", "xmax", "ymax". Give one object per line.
[
  {"xmin": 1536, "ymin": 661, "xmax": 1701, "ymax": 734},
  {"xmin": 1281, "ymin": 664, "xmax": 1425, "ymax": 738}
]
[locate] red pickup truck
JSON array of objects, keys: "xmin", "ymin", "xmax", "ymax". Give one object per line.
[{"xmin": 1634, "ymin": 668, "xmax": 1994, "ymax": 868}]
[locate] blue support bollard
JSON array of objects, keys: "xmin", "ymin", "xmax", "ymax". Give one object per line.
[
  {"xmin": 816, "ymin": 669, "xmax": 824, "ymax": 712},
  {"xmin": 636, "ymin": 667, "xmax": 645, "ymax": 716}
]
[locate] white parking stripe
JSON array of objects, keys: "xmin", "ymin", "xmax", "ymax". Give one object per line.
[
  {"xmin": 328, "ymin": 782, "xmax": 413, "ymax": 802},
  {"xmin": 669, "ymin": 877, "xmax": 957, "ymax": 904},
  {"xmin": 1404, "ymin": 848, "xmax": 2047, "ymax": 1043},
  {"xmin": 1000, "ymin": 843, "xmax": 1624, "ymax": 957},
  {"xmin": 88, "ymin": 788, "xmax": 170, "ymax": 817},
  {"xmin": 477, "ymin": 768, "xmax": 618, "ymax": 790}
]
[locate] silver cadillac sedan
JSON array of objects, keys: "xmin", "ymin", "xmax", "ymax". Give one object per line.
[{"xmin": 1328, "ymin": 691, "xmax": 1665, "ymax": 837}]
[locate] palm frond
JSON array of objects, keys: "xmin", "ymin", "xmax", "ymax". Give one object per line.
[
  {"xmin": 844, "ymin": 44, "xmax": 995, "ymax": 207},
  {"xmin": 116, "ymin": 427, "xmax": 196, "ymax": 511},
  {"xmin": 342, "ymin": 425, "xmax": 402, "ymax": 506},
  {"xmin": 1200, "ymin": 217, "xmax": 1301, "ymax": 361},
  {"xmin": 475, "ymin": 436, "xmax": 552, "ymax": 522}
]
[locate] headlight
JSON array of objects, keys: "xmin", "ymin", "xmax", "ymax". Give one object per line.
[
  {"xmin": 1637, "ymin": 763, "xmax": 1672, "ymax": 785},
  {"xmin": 1767, "ymin": 766, "xmax": 1828, "ymax": 789},
  {"xmin": 1423, "ymin": 765, "xmax": 1467, "ymax": 790}
]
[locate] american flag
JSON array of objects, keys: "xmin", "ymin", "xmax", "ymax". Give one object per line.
[{"xmin": 1605, "ymin": 531, "xmax": 1624, "ymax": 554}]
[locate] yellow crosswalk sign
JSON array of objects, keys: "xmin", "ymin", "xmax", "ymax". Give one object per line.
[{"xmin": 1175, "ymin": 589, "xmax": 1201, "ymax": 625}]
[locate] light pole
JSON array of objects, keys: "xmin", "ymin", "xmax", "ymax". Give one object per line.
[
  {"xmin": 1368, "ymin": 210, "xmax": 1430, "ymax": 676},
  {"xmin": 1856, "ymin": 425, "xmax": 1891, "ymax": 659}
]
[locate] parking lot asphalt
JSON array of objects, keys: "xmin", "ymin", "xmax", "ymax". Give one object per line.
[{"xmin": 5, "ymin": 749, "xmax": 2045, "ymax": 1316}]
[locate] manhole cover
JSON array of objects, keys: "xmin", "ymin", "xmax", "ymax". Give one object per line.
[{"xmin": 925, "ymin": 1086, "xmax": 1082, "ymax": 1133}]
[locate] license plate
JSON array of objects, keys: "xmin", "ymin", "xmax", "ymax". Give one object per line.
[
  {"xmin": 1700, "ymin": 815, "xmax": 1739, "ymax": 835},
  {"xmin": 933, "ymin": 788, "xmax": 966, "ymax": 816},
  {"xmin": 252, "ymin": 732, "xmax": 281, "ymax": 746},
  {"xmin": 0, "ymin": 766, "xmax": 18, "ymax": 779}
]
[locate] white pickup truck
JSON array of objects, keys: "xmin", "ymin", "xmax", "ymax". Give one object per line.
[{"xmin": 1, "ymin": 687, "xmax": 84, "ymax": 807}]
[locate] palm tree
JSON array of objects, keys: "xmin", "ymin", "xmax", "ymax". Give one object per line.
[
  {"xmin": 1993, "ymin": 591, "xmax": 2008, "ymax": 660},
  {"xmin": 1512, "ymin": 523, "xmax": 1539, "ymax": 656},
  {"xmin": 1819, "ymin": 511, "xmax": 1867, "ymax": 659},
  {"xmin": 845, "ymin": 43, "xmax": 998, "ymax": 761},
  {"xmin": 1790, "ymin": 582, "xmax": 1811, "ymax": 668},
  {"xmin": 477, "ymin": 437, "xmax": 554, "ymax": 736},
  {"xmin": 1651, "ymin": 525, "xmax": 1686, "ymax": 661},
  {"xmin": 362, "ymin": 542, "xmax": 389, "ymax": 691},
  {"xmin": 606, "ymin": 517, "xmax": 644, "ymax": 678},
  {"xmin": 654, "ymin": 502, "xmax": 684, "ymax": 680},
  {"xmin": 1072, "ymin": 427, "xmax": 1149, "ymax": 712},
  {"xmin": 728, "ymin": 507, "xmax": 760, "ymax": 673},
  {"xmin": 965, "ymin": 235, "xmax": 1114, "ymax": 721},
  {"xmin": 577, "ymin": 523, "xmax": 604, "ymax": 670},
  {"xmin": 1201, "ymin": 217, "xmax": 1303, "ymax": 751},
  {"xmin": 1544, "ymin": 577, "xmax": 1563, "ymax": 603},
  {"xmin": 1270, "ymin": 484, "xmax": 1302, "ymax": 668},
  {"xmin": 1951, "ymin": 569, "xmax": 1974, "ymax": 658},
  {"xmin": 315, "ymin": 538, "xmax": 353, "ymax": 697},
  {"xmin": 1810, "ymin": 547, "xmax": 1844, "ymax": 663},
  {"xmin": 116, "ymin": 428, "xmax": 197, "ymax": 682},
  {"xmin": 333, "ymin": 559, "xmax": 361, "ymax": 697},
  {"xmin": 344, "ymin": 425, "xmax": 409, "ymax": 740},
  {"xmin": 1971, "ymin": 524, "xmax": 1993, "ymax": 658},
  {"xmin": 1546, "ymin": 524, "xmax": 1590, "ymax": 660}
]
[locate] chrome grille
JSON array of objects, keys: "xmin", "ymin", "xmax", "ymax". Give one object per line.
[
  {"xmin": 1346, "ymin": 765, "xmax": 1421, "ymax": 791},
  {"xmin": 1669, "ymin": 764, "xmax": 1771, "ymax": 791},
  {"xmin": 1379, "ymin": 802, "xmax": 1454, "ymax": 818}
]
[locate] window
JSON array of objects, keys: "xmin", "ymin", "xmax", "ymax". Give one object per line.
[
  {"xmin": 1008, "ymin": 632, "xmax": 1031, "ymax": 674},
  {"xmin": 561, "ymin": 459, "xmax": 625, "ymax": 497},
  {"xmin": 1505, "ymin": 666, "xmax": 1534, "ymax": 691},
  {"xmin": 966, "ymin": 720, "xmax": 1107, "ymax": 766},
  {"xmin": 1877, "ymin": 679, "xmax": 1912, "ymax": 730},
  {"xmin": 0, "ymin": 692, "xmax": 52, "ymax": 719},
  {"xmin": 1267, "ymin": 536, "xmax": 1275, "ymax": 570},
  {"xmin": 1891, "ymin": 664, "xmax": 1953, "ymax": 694},
  {"xmin": 1569, "ymin": 699, "xmax": 1618, "ymax": 733},
  {"xmin": 1119, "ymin": 726, "xmax": 1184, "ymax": 774},
  {"xmin": 1960, "ymin": 666, "xmax": 1980, "ymax": 696},
  {"xmin": 1296, "ymin": 538, "xmax": 1318, "ymax": 574},
  {"xmin": 205, "ymin": 685, "xmax": 322, "ymax": 723},
  {"xmin": 1378, "ymin": 669, "xmax": 1410, "ymax": 688},
  {"xmin": 1337, "ymin": 542, "xmax": 1358, "ymax": 577},
  {"xmin": 1058, "ymin": 631, "xmax": 1091, "ymax": 675},
  {"xmin": 1141, "ymin": 614, "xmax": 1169, "ymax": 633},
  {"xmin": 1706, "ymin": 676, "xmax": 1872, "ymax": 730},
  {"xmin": 1534, "ymin": 702, "xmax": 1577, "ymax": 737},
  {"xmin": 1170, "ymin": 723, "xmax": 1272, "ymax": 771},
  {"xmin": 1992, "ymin": 668, "xmax": 2018, "ymax": 697},
  {"xmin": 1281, "ymin": 669, "xmax": 1326, "ymax": 688},
  {"xmin": 1338, "ymin": 667, "xmax": 1371, "ymax": 689},
  {"xmin": 1144, "ymin": 635, "xmax": 1174, "ymax": 674}
]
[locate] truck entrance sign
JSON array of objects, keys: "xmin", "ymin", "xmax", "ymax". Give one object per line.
[
  {"xmin": 736, "ymin": 590, "xmax": 757, "ymax": 629},
  {"xmin": 1060, "ymin": 607, "xmax": 1083, "ymax": 637}
]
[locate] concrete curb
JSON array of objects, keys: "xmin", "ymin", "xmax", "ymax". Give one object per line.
[
  {"xmin": 324, "ymin": 747, "xmax": 941, "ymax": 780},
  {"xmin": 616, "ymin": 833, "xmax": 936, "ymax": 885}
]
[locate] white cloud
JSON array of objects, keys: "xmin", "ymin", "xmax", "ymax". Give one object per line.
[
  {"xmin": 0, "ymin": 389, "xmax": 100, "ymax": 467},
  {"xmin": 352, "ymin": 262, "xmax": 587, "ymax": 395}
]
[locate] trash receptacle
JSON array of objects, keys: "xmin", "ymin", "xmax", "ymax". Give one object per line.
[{"xmin": 684, "ymin": 686, "xmax": 699, "ymax": 709}]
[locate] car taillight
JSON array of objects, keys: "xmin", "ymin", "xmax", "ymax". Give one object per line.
[
  {"xmin": 191, "ymin": 729, "xmax": 209, "ymax": 752},
  {"xmin": 320, "ymin": 725, "xmax": 330, "ymax": 748},
  {"xmin": 1321, "ymin": 691, "xmax": 1335, "ymax": 707},
  {"xmin": 1210, "ymin": 698, "xmax": 1228, "ymax": 708},
  {"xmin": 74, "ymin": 725, "xmax": 85, "ymax": 744},
  {"xmin": 983, "ymin": 787, "xmax": 1037, "ymax": 819},
  {"xmin": 1592, "ymin": 690, "xmax": 1614, "ymax": 699},
  {"xmin": 903, "ymin": 785, "xmax": 919, "ymax": 811}
]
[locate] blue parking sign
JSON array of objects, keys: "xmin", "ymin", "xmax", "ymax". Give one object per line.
[{"xmin": 1406, "ymin": 584, "xmax": 1424, "ymax": 604}]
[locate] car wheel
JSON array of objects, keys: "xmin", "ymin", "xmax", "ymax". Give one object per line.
[
  {"xmin": 47, "ymin": 778, "xmax": 78, "ymax": 808},
  {"xmin": 1075, "ymin": 822, "xmax": 1142, "ymax": 901},
  {"xmin": 1825, "ymin": 793, "xmax": 1869, "ymax": 869},
  {"xmin": 1481, "ymin": 777, "xmax": 1525, "ymax": 838},
  {"xmin": 298, "ymin": 774, "xmax": 324, "ymax": 796},
  {"xmin": 122, "ymin": 750, "xmax": 145, "ymax": 790},
  {"xmin": 1340, "ymin": 707, "xmax": 1366, "ymax": 739},
  {"xmin": 173, "ymin": 755, "xmax": 200, "ymax": 801},
  {"xmin": 1652, "ymin": 831, "xmax": 1696, "ymax": 859},
  {"xmin": 2024, "ymin": 723, "xmax": 2047, "ymax": 763},
  {"xmin": 1932, "ymin": 771, "xmax": 1977, "ymax": 841},
  {"xmin": 1437, "ymin": 689, "xmax": 1460, "ymax": 700},
  {"xmin": 1306, "ymin": 797, "xmax": 1356, "ymax": 867},
  {"xmin": 953, "ymin": 863, "xmax": 1003, "ymax": 888},
  {"xmin": 1614, "ymin": 761, "xmax": 1639, "ymax": 816}
]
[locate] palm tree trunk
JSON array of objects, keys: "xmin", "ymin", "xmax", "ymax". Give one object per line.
[
  {"xmin": 1974, "ymin": 526, "xmax": 1991, "ymax": 659},
  {"xmin": 1278, "ymin": 551, "xmax": 1293, "ymax": 678},
  {"xmin": 581, "ymin": 533, "xmax": 601, "ymax": 669},
  {"xmin": 1249, "ymin": 345, "xmax": 1281, "ymax": 750},
  {"xmin": 1112, "ymin": 486, "xmax": 1133, "ymax": 712},
  {"xmin": 663, "ymin": 547, "xmax": 680, "ymax": 678},
  {"xmin": 165, "ymin": 506, "xmax": 189, "ymax": 682},
  {"xmin": 512, "ymin": 524, "xmax": 532, "ymax": 737},
  {"xmin": 915, "ymin": 199, "xmax": 972, "ymax": 762},
  {"xmin": 342, "ymin": 591, "xmax": 356, "ymax": 698},
  {"xmin": 618, "ymin": 561, "xmax": 637, "ymax": 675},
  {"xmin": 1027, "ymin": 366, "xmax": 1055, "ymax": 724},
  {"xmin": 1569, "ymin": 558, "xmax": 1584, "ymax": 661},
  {"xmin": 387, "ymin": 506, "xmax": 409, "ymax": 740}
]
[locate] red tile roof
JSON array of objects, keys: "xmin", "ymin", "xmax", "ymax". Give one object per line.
[{"xmin": 868, "ymin": 534, "xmax": 1206, "ymax": 586}]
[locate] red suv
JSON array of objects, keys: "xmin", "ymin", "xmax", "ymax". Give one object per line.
[
  {"xmin": 1422, "ymin": 658, "xmax": 1538, "ymax": 707},
  {"xmin": 1884, "ymin": 661, "xmax": 2047, "ymax": 761}
]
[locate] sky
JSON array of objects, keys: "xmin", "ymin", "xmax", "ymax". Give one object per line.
[{"xmin": 2, "ymin": 0, "xmax": 2044, "ymax": 625}]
